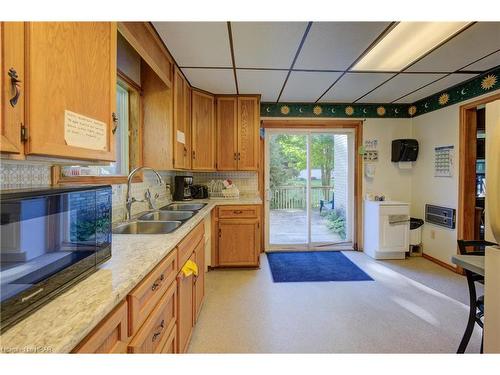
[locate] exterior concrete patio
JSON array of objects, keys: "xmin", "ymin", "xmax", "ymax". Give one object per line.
[{"xmin": 269, "ymin": 208, "xmax": 343, "ymax": 245}]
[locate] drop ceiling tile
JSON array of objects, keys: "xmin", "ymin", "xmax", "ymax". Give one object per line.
[
  {"xmin": 153, "ymin": 22, "xmax": 232, "ymax": 67},
  {"xmin": 319, "ymin": 72, "xmax": 395, "ymax": 103},
  {"xmin": 394, "ymin": 73, "xmax": 477, "ymax": 103},
  {"xmin": 406, "ymin": 22, "xmax": 500, "ymax": 72},
  {"xmin": 461, "ymin": 50, "xmax": 500, "ymax": 72},
  {"xmin": 280, "ymin": 71, "xmax": 343, "ymax": 102},
  {"xmin": 181, "ymin": 68, "xmax": 236, "ymax": 94},
  {"xmin": 231, "ymin": 22, "xmax": 308, "ymax": 69},
  {"xmin": 295, "ymin": 22, "xmax": 391, "ymax": 70},
  {"xmin": 237, "ymin": 69, "xmax": 288, "ymax": 102},
  {"xmin": 357, "ymin": 73, "xmax": 445, "ymax": 103}
]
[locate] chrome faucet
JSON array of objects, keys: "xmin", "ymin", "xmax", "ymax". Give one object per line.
[{"xmin": 125, "ymin": 166, "xmax": 165, "ymax": 220}]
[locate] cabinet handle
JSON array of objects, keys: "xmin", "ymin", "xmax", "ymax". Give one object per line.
[
  {"xmin": 8, "ymin": 68, "xmax": 21, "ymax": 107},
  {"xmin": 192, "ymin": 150, "xmax": 196, "ymax": 160},
  {"xmin": 112, "ymin": 112, "xmax": 118, "ymax": 134},
  {"xmin": 152, "ymin": 319, "xmax": 165, "ymax": 342},
  {"xmin": 184, "ymin": 147, "xmax": 187, "ymax": 157},
  {"xmin": 233, "ymin": 210, "xmax": 243, "ymax": 214},
  {"xmin": 237, "ymin": 152, "xmax": 241, "ymax": 161},
  {"xmin": 233, "ymin": 152, "xmax": 237, "ymax": 161},
  {"xmin": 151, "ymin": 274, "xmax": 165, "ymax": 292}
]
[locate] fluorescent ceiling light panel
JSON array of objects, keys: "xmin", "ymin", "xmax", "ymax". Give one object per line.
[{"xmin": 352, "ymin": 22, "xmax": 470, "ymax": 71}]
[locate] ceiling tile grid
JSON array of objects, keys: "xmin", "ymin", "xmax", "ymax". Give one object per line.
[
  {"xmin": 294, "ymin": 22, "xmax": 391, "ymax": 70},
  {"xmin": 231, "ymin": 22, "xmax": 308, "ymax": 69},
  {"xmin": 237, "ymin": 69, "xmax": 288, "ymax": 101},
  {"xmin": 153, "ymin": 22, "xmax": 500, "ymax": 105},
  {"xmin": 280, "ymin": 71, "xmax": 343, "ymax": 102},
  {"xmin": 319, "ymin": 72, "xmax": 395, "ymax": 103},
  {"xmin": 153, "ymin": 22, "xmax": 232, "ymax": 67},
  {"xmin": 356, "ymin": 73, "xmax": 445, "ymax": 103},
  {"xmin": 181, "ymin": 68, "xmax": 236, "ymax": 94},
  {"xmin": 406, "ymin": 22, "xmax": 500, "ymax": 72}
]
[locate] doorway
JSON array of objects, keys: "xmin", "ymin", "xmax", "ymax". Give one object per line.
[{"xmin": 264, "ymin": 128, "xmax": 355, "ymax": 251}]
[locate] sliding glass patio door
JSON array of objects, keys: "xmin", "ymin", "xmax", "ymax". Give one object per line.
[{"xmin": 265, "ymin": 129, "xmax": 354, "ymax": 251}]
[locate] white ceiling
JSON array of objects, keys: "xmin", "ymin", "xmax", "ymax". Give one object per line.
[{"xmin": 153, "ymin": 22, "xmax": 500, "ymax": 103}]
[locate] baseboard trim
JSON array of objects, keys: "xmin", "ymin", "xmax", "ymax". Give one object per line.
[{"xmin": 422, "ymin": 253, "xmax": 461, "ymax": 274}]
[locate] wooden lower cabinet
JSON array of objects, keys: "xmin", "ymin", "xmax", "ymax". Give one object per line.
[
  {"xmin": 176, "ymin": 253, "xmax": 195, "ymax": 353},
  {"xmin": 161, "ymin": 324, "xmax": 177, "ymax": 353},
  {"xmin": 128, "ymin": 282, "xmax": 177, "ymax": 353},
  {"xmin": 213, "ymin": 205, "xmax": 261, "ymax": 268},
  {"xmin": 73, "ymin": 301, "xmax": 129, "ymax": 354},
  {"xmin": 194, "ymin": 237, "xmax": 205, "ymax": 321}
]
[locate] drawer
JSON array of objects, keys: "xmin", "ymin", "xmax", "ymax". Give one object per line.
[
  {"xmin": 128, "ymin": 249, "xmax": 177, "ymax": 336},
  {"xmin": 178, "ymin": 221, "xmax": 204, "ymax": 267},
  {"xmin": 161, "ymin": 324, "xmax": 177, "ymax": 353},
  {"xmin": 218, "ymin": 205, "xmax": 260, "ymax": 219},
  {"xmin": 73, "ymin": 301, "xmax": 128, "ymax": 353},
  {"xmin": 128, "ymin": 281, "xmax": 177, "ymax": 353}
]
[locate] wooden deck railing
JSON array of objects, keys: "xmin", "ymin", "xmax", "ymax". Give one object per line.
[{"xmin": 270, "ymin": 186, "xmax": 333, "ymax": 209}]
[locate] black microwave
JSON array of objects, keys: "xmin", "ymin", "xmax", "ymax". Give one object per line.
[{"xmin": 0, "ymin": 185, "xmax": 112, "ymax": 331}]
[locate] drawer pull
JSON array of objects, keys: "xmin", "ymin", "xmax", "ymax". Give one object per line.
[
  {"xmin": 151, "ymin": 274, "xmax": 165, "ymax": 292},
  {"xmin": 152, "ymin": 319, "xmax": 165, "ymax": 342},
  {"xmin": 8, "ymin": 68, "xmax": 21, "ymax": 107},
  {"xmin": 233, "ymin": 210, "xmax": 243, "ymax": 214}
]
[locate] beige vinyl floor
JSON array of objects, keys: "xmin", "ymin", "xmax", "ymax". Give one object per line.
[{"xmin": 188, "ymin": 252, "xmax": 482, "ymax": 353}]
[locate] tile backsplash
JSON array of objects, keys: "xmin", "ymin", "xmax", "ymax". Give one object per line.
[{"xmin": 0, "ymin": 161, "xmax": 259, "ymax": 223}]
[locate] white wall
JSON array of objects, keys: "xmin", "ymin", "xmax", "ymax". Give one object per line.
[
  {"xmin": 362, "ymin": 118, "xmax": 413, "ymax": 203},
  {"xmin": 410, "ymin": 90, "xmax": 500, "ymax": 266}
]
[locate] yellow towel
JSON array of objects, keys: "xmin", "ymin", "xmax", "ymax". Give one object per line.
[{"xmin": 181, "ymin": 260, "xmax": 198, "ymax": 277}]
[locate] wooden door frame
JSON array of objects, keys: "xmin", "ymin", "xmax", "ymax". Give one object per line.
[
  {"xmin": 261, "ymin": 119, "xmax": 363, "ymax": 250},
  {"xmin": 458, "ymin": 93, "xmax": 500, "ymax": 244}
]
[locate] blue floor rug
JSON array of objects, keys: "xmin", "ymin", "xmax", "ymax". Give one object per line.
[{"xmin": 266, "ymin": 251, "xmax": 373, "ymax": 283}]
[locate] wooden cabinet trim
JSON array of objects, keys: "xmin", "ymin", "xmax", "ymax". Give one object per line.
[
  {"xmin": 73, "ymin": 300, "xmax": 129, "ymax": 354},
  {"xmin": 127, "ymin": 249, "xmax": 177, "ymax": 336},
  {"xmin": 160, "ymin": 324, "xmax": 177, "ymax": 353}
]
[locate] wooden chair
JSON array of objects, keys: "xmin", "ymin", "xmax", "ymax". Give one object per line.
[{"xmin": 456, "ymin": 239, "xmax": 497, "ymax": 353}]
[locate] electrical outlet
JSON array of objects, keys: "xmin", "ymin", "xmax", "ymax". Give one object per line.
[{"xmin": 430, "ymin": 230, "xmax": 436, "ymax": 239}]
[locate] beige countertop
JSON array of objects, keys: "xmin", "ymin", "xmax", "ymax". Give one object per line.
[{"xmin": 0, "ymin": 197, "xmax": 262, "ymax": 353}]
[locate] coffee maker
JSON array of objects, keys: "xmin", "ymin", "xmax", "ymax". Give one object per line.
[{"xmin": 173, "ymin": 176, "xmax": 193, "ymax": 201}]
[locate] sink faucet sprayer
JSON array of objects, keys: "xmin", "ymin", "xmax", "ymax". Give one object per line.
[{"xmin": 125, "ymin": 166, "xmax": 165, "ymax": 220}]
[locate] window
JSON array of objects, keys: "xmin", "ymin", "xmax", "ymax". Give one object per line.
[{"xmin": 55, "ymin": 75, "xmax": 142, "ymax": 184}]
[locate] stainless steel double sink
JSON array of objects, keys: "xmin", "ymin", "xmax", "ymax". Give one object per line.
[{"xmin": 113, "ymin": 202, "xmax": 206, "ymax": 235}]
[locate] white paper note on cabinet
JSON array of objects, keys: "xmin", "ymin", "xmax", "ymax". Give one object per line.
[
  {"xmin": 64, "ymin": 110, "xmax": 107, "ymax": 151},
  {"xmin": 176, "ymin": 130, "xmax": 186, "ymax": 144}
]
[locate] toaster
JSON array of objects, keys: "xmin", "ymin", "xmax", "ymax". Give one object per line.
[{"xmin": 190, "ymin": 184, "xmax": 209, "ymax": 199}]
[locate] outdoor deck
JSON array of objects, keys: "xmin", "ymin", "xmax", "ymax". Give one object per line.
[{"xmin": 269, "ymin": 208, "xmax": 343, "ymax": 245}]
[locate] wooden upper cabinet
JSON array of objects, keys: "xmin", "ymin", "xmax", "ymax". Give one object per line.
[
  {"xmin": 141, "ymin": 61, "xmax": 173, "ymax": 171},
  {"xmin": 1, "ymin": 22, "xmax": 24, "ymax": 155},
  {"xmin": 173, "ymin": 67, "xmax": 187, "ymax": 169},
  {"xmin": 184, "ymin": 83, "xmax": 192, "ymax": 169},
  {"xmin": 215, "ymin": 95, "xmax": 260, "ymax": 171},
  {"xmin": 191, "ymin": 90, "xmax": 215, "ymax": 170},
  {"xmin": 25, "ymin": 22, "xmax": 117, "ymax": 161},
  {"xmin": 216, "ymin": 97, "xmax": 238, "ymax": 170},
  {"xmin": 237, "ymin": 97, "xmax": 260, "ymax": 170}
]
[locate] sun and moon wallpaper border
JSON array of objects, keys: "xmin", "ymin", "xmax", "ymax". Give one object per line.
[{"xmin": 260, "ymin": 65, "xmax": 500, "ymax": 119}]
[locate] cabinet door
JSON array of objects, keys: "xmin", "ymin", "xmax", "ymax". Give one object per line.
[
  {"xmin": 141, "ymin": 61, "xmax": 173, "ymax": 171},
  {"xmin": 193, "ymin": 237, "xmax": 205, "ymax": 321},
  {"xmin": 216, "ymin": 97, "xmax": 238, "ymax": 170},
  {"xmin": 192, "ymin": 90, "xmax": 215, "ymax": 170},
  {"xmin": 1, "ymin": 22, "xmax": 24, "ymax": 155},
  {"xmin": 184, "ymin": 83, "xmax": 192, "ymax": 169},
  {"xmin": 237, "ymin": 97, "xmax": 259, "ymax": 170},
  {"xmin": 26, "ymin": 22, "xmax": 117, "ymax": 161},
  {"xmin": 73, "ymin": 301, "xmax": 128, "ymax": 353},
  {"xmin": 173, "ymin": 67, "xmax": 186, "ymax": 169},
  {"xmin": 218, "ymin": 219, "xmax": 260, "ymax": 267},
  {"xmin": 177, "ymin": 254, "xmax": 195, "ymax": 353}
]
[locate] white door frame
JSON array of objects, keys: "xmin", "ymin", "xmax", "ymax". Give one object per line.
[{"xmin": 264, "ymin": 128, "xmax": 355, "ymax": 252}]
